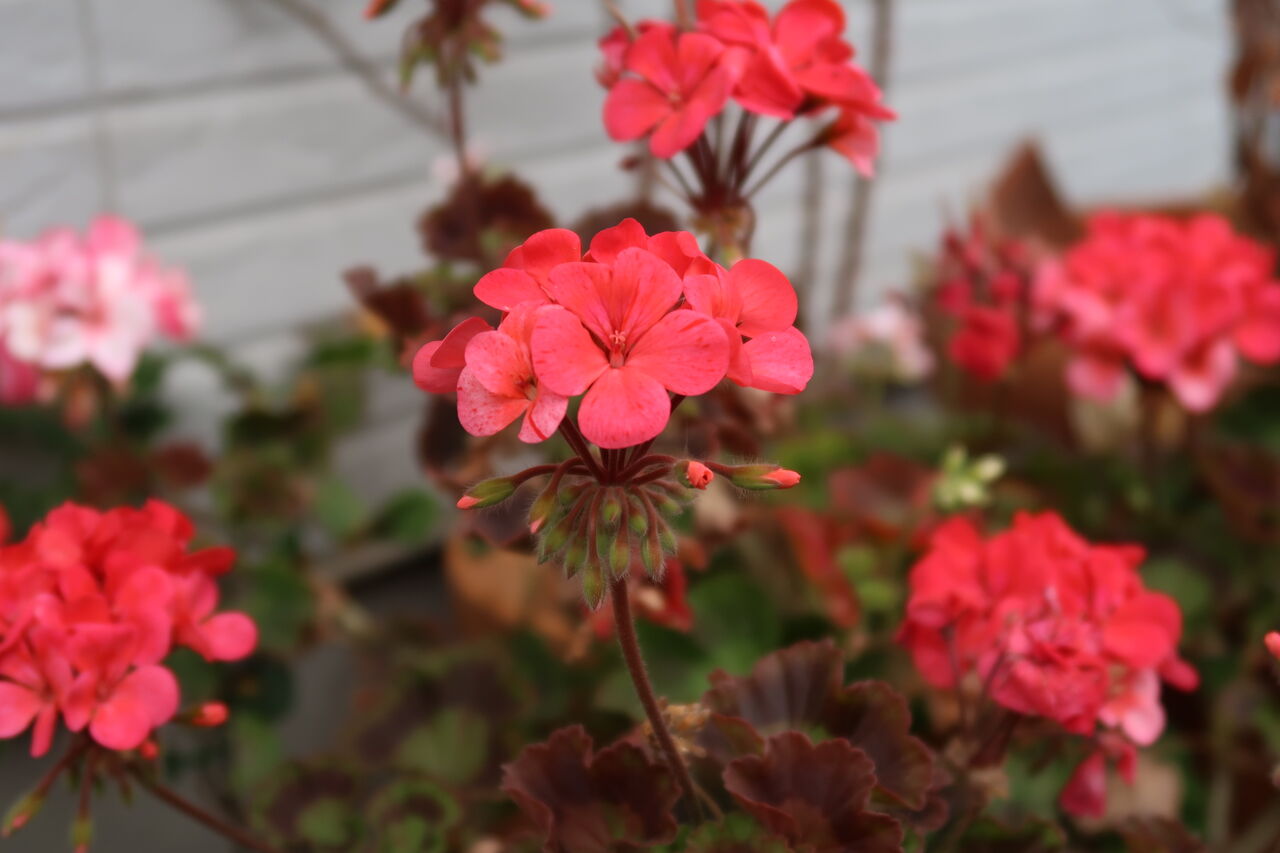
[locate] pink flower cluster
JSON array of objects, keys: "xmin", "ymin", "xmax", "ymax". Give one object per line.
[
  {"xmin": 413, "ymin": 219, "xmax": 813, "ymax": 449},
  {"xmin": 934, "ymin": 216, "xmax": 1033, "ymax": 383},
  {"xmin": 897, "ymin": 512, "xmax": 1197, "ymax": 816},
  {"xmin": 599, "ymin": 0, "xmax": 895, "ymax": 171},
  {"xmin": 1035, "ymin": 212, "xmax": 1280, "ymax": 412},
  {"xmin": 0, "ymin": 501, "xmax": 256, "ymax": 756},
  {"xmin": 0, "ymin": 216, "xmax": 200, "ymax": 404}
]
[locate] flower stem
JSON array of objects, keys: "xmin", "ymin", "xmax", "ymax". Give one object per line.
[
  {"xmin": 131, "ymin": 767, "xmax": 282, "ymax": 853},
  {"xmin": 610, "ymin": 579, "xmax": 697, "ymax": 808}
]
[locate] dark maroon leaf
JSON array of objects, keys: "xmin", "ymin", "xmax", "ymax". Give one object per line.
[
  {"xmin": 822, "ymin": 682, "xmax": 937, "ymax": 810},
  {"xmin": 501, "ymin": 725, "xmax": 679, "ymax": 853},
  {"xmin": 703, "ymin": 640, "xmax": 937, "ymax": 810},
  {"xmin": 723, "ymin": 732, "xmax": 903, "ymax": 853},
  {"xmin": 704, "ymin": 640, "xmax": 842, "ymax": 729}
]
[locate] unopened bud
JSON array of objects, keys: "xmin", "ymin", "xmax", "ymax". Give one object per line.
[
  {"xmin": 71, "ymin": 815, "xmax": 93, "ymax": 853},
  {"xmin": 628, "ymin": 505, "xmax": 649, "ymax": 536},
  {"xmin": 3, "ymin": 792, "xmax": 44, "ymax": 837},
  {"xmin": 581, "ymin": 567, "xmax": 606, "ymax": 610},
  {"xmin": 138, "ymin": 740, "xmax": 160, "ymax": 762},
  {"xmin": 600, "ymin": 489, "xmax": 623, "ymax": 528},
  {"xmin": 457, "ymin": 476, "xmax": 517, "ymax": 510},
  {"xmin": 677, "ymin": 460, "xmax": 714, "ymax": 490},
  {"xmin": 658, "ymin": 525, "xmax": 677, "ymax": 555},
  {"xmin": 723, "ymin": 464, "xmax": 802, "ymax": 490},
  {"xmin": 563, "ymin": 539, "xmax": 588, "ymax": 579},
  {"xmin": 1267, "ymin": 631, "xmax": 1280, "ymax": 661},
  {"xmin": 190, "ymin": 702, "xmax": 228, "ymax": 728},
  {"xmin": 608, "ymin": 532, "xmax": 631, "ymax": 579},
  {"xmin": 528, "ymin": 487, "xmax": 558, "ymax": 534}
]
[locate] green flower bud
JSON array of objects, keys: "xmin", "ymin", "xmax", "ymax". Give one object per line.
[{"xmin": 456, "ymin": 476, "xmax": 517, "ymax": 509}]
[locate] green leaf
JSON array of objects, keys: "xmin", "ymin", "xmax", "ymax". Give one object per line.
[
  {"xmin": 373, "ymin": 490, "xmax": 440, "ymax": 546},
  {"xmin": 688, "ymin": 571, "xmax": 782, "ymax": 677},
  {"xmin": 297, "ymin": 798, "xmax": 358, "ymax": 847},
  {"xmin": 315, "ymin": 476, "xmax": 367, "ymax": 540},
  {"xmin": 395, "ymin": 708, "xmax": 489, "ymax": 785}
]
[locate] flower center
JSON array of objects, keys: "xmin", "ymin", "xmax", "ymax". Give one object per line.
[{"xmin": 608, "ymin": 330, "xmax": 628, "ymax": 368}]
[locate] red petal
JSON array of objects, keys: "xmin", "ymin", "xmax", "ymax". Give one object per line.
[
  {"xmin": 412, "ymin": 342, "xmax": 462, "ymax": 394},
  {"xmin": 464, "ymin": 330, "xmax": 529, "ymax": 398},
  {"xmin": 90, "ymin": 666, "xmax": 179, "ymax": 750},
  {"xmin": 457, "ymin": 370, "xmax": 530, "ymax": 437},
  {"xmin": 587, "ymin": 218, "xmax": 649, "ymax": 264},
  {"xmin": 0, "ymin": 682, "xmax": 42, "ymax": 738},
  {"xmin": 625, "ymin": 26, "xmax": 679, "ymax": 92},
  {"xmin": 199, "ymin": 612, "xmax": 258, "ymax": 662},
  {"xmin": 730, "ymin": 258, "xmax": 797, "ymax": 335},
  {"xmin": 578, "ymin": 367, "xmax": 673, "ymax": 449},
  {"xmin": 519, "ymin": 388, "xmax": 568, "ymax": 443},
  {"xmin": 531, "ymin": 307, "xmax": 609, "ymax": 396},
  {"xmin": 474, "ymin": 268, "xmax": 547, "ymax": 312},
  {"xmin": 742, "ymin": 326, "xmax": 814, "ymax": 394},
  {"xmin": 604, "ymin": 79, "xmax": 671, "ymax": 144},
  {"xmin": 627, "ymin": 311, "xmax": 729, "ymax": 395}
]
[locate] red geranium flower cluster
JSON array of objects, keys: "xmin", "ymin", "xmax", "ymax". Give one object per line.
[
  {"xmin": 599, "ymin": 0, "xmax": 895, "ymax": 171},
  {"xmin": 413, "ymin": 219, "xmax": 813, "ymax": 449},
  {"xmin": 898, "ymin": 512, "xmax": 1197, "ymax": 817},
  {"xmin": 0, "ymin": 501, "xmax": 257, "ymax": 757},
  {"xmin": 933, "ymin": 215, "xmax": 1034, "ymax": 383},
  {"xmin": 1035, "ymin": 212, "xmax": 1280, "ymax": 412}
]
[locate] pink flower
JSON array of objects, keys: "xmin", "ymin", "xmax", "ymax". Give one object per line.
[
  {"xmin": 603, "ymin": 25, "xmax": 741, "ymax": 158},
  {"xmin": 683, "ymin": 257, "xmax": 813, "ymax": 394},
  {"xmin": 898, "ymin": 512, "xmax": 1196, "ymax": 813},
  {"xmin": 947, "ymin": 305, "xmax": 1021, "ymax": 382},
  {"xmin": 531, "ymin": 248, "xmax": 729, "ymax": 448},
  {"xmin": 0, "ymin": 501, "xmax": 256, "ymax": 754},
  {"xmin": 826, "ymin": 299, "xmax": 934, "ymax": 382},
  {"xmin": 0, "ymin": 216, "xmax": 200, "ymax": 392},
  {"xmin": 1266, "ymin": 631, "xmax": 1280, "ymax": 661},
  {"xmin": 698, "ymin": 0, "xmax": 895, "ymax": 169},
  {"xmin": 457, "ymin": 303, "xmax": 568, "ymax": 442},
  {"xmin": 1036, "ymin": 212, "xmax": 1280, "ymax": 412}
]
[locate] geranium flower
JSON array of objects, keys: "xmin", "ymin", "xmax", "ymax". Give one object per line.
[
  {"xmin": 1036, "ymin": 212, "xmax": 1280, "ymax": 412},
  {"xmin": 0, "ymin": 501, "xmax": 257, "ymax": 754},
  {"xmin": 531, "ymin": 248, "xmax": 729, "ymax": 448},
  {"xmin": 603, "ymin": 25, "xmax": 741, "ymax": 158},
  {"xmin": 473, "ymin": 228, "xmax": 582, "ymax": 312},
  {"xmin": 457, "ymin": 303, "xmax": 568, "ymax": 442},
  {"xmin": 683, "ymin": 257, "xmax": 813, "ymax": 393},
  {"xmin": 898, "ymin": 512, "xmax": 1197, "ymax": 816}
]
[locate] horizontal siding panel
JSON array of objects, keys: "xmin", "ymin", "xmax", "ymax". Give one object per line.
[{"xmin": 0, "ymin": 0, "xmax": 88, "ymax": 114}]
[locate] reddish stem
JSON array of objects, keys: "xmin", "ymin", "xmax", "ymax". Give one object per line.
[
  {"xmin": 131, "ymin": 767, "xmax": 282, "ymax": 853},
  {"xmin": 610, "ymin": 580, "xmax": 697, "ymax": 807}
]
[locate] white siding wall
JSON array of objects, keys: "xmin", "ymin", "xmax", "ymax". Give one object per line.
[{"xmin": 0, "ymin": 0, "xmax": 1232, "ymax": 500}]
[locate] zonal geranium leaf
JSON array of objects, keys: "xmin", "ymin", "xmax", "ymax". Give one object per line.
[
  {"xmin": 822, "ymin": 681, "xmax": 937, "ymax": 810},
  {"xmin": 253, "ymin": 763, "xmax": 363, "ymax": 853},
  {"xmin": 723, "ymin": 732, "xmax": 904, "ymax": 853},
  {"xmin": 703, "ymin": 639, "xmax": 842, "ymax": 729},
  {"xmin": 701, "ymin": 640, "xmax": 936, "ymax": 811},
  {"xmin": 501, "ymin": 725, "xmax": 680, "ymax": 853},
  {"xmin": 365, "ymin": 777, "xmax": 461, "ymax": 853}
]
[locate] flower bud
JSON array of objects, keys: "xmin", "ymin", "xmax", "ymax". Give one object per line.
[
  {"xmin": 563, "ymin": 539, "xmax": 589, "ymax": 579},
  {"xmin": 138, "ymin": 740, "xmax": 160, "ymax": 762},
  {"xmin": 607, "ymin": 531, "xmax": 631, "ymax": 579},
  {"xmin": 721, "ymin": 464, "xmax": 802, "ymax": 490},
  {"xmin": 189, "ymin": 701, "xmax": 229, "ymax": 728},
  {"xmin": 3, "ymin": 792, "xmax": 44, "ymax": 837},
  {"xmin": 1267, "ymin": 631, "xmax": 1280, "ymax": 661},
  {"xmin": 457, "ymin": 476, "xmax": 517, "ymax": 509},
  {"xmin": 528, "ymin": 487, "xmax": 558, "ymax": 534},
  {"xmin": 627, "ymin": 501, "xmax": 649, "ymax": 536},
  {"xmin": 581, "ymin": 566, "xmax": 607, "ymax": 610},
  {"xmin": 677, "ymin": 460, "xmax": 714, "ymax": 490},
  {"xmin": 71, "ymin": 815, "xmax": 93, "ymax": 853},
  {"xmin": 600, "ymin": 489, "xmax": 623, "ymax": 528}
]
